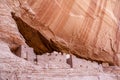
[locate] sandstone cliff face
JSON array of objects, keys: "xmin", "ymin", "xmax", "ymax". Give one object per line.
[
  {"xmin": 20, "ymin": 0, "xmax": 120, "ymax": 65},
  {"xmin": 0, "ymin": 0, "xmax": 120, "ymax": 65},
  {"xmin": 0, "ymin": 0, "xmax": 25, "ymax": 51},
  {"xmin": 1, "ymin": 0, "xmax": 120, "ymax": 80}
]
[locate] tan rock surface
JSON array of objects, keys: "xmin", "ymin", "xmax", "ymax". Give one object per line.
[
  {"xmin": 0, "ymin": 0, "xmax": 119, "ymax": 65},
  {"xmin": 0, "ymin": 42, "xmax": 120, "ymax": 80},
  {"xmin": 0, "ymin": 0, "xmax": 120, "ymax": 79},
  {"xmin": 16, "ymin": 0, "xmax": 120, "ymax": 65},
  {"xmin": 0, "ymin": 0, "xmax": 25, "ymax": 51}
]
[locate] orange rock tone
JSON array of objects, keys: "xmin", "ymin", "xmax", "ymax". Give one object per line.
[
  {"xmin": 1, "ymin": 0, "xmax": 120, "ymax": 66},
  {"xmin": 26, "ymin": 0, "xmax": 120, "ymax": 65}
]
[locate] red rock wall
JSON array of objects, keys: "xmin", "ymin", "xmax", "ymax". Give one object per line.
[
  {"xmin": 1, "ymin": 0, "xmax": 120, "ymax": 65},
  {"xmin": 0, "ymin": 0, "xmax": 25, "ymax": 51},
  {"xmin": 24, "ymin": 0, "xmax": 120, "ymax": 65}
]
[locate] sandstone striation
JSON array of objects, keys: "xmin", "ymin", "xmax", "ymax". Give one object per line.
[
  {"xmin": 18, "ymin": 0, "xmax": 120, "ymax": 65},
  {"xmin": 0, "ymin": 0, "xmax": 120, "ymax": 80},
  {"xmin": 0, "ymin": 0, "xmax": 25, "ymax": 51}
]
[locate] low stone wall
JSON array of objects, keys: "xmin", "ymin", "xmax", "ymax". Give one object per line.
[{"xmin": 0, "ymin": 42, "xmax": 120, "ymax": 80}]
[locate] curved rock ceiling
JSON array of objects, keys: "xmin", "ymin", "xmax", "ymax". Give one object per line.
[
  {"xmin": 1, "ymin": 0, "xmax": 120, "ymax": 66},
  {"xmin": 25, "ymin": 0, "xmax": 120, "ymax": 65}
]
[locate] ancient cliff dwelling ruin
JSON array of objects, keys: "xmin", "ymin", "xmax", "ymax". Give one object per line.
[{"xmin": 0, "ymin": 0, "xmax": 120, "ymax": 80}]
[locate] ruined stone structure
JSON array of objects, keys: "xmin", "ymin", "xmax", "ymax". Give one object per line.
[
  {"xmin": 0, "ymin": 0, "xmax": 120, "ymax": 80},
  {"xmin": 36, "ymin": 51, "xmax": 103, "ymax": 72},
  {"xmin": 16, "ymin": 45, "xmax": 36, "ymax": 63},
  {"xmin": 37, "ymin": 51, "xmax": 70, "ymax": 68},
  {"xmin": 0, "ymin": 42, "xmax": 120, "ymax": 80},
  {"xmin": 66, "ymin": 54, "xmax": 72, "ymax": 68}
]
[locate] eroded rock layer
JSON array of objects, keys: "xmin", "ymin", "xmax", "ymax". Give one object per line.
[
  {"xmin": 21, "ymin": 0, "xmax": 120, "ymax": 65},
  {"xmin": 1, "ymin": 0, "xmax": 120, "ymax": 65},
  {"xmin": 0, "ymin": 42, "xmax": 120, "ymax": 80},
  {"xmin": 0, "ymin": 0, "xmax": 25, "ymax": 51}
]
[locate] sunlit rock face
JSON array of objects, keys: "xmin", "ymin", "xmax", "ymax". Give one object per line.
[
  {"xmin": 1, "ymin": 0, "xmax": 120, "ymax": 79},
  {"xmin": 0, "ymin": 0, "xmax": 25, "ymax": 51},
  {"xmin": 1, "ymin": 0, "xmax": 120, "ymax": 65},
  {"xmin": 21, "ymin": 0, "xmax": 120, "ymax": 65}
]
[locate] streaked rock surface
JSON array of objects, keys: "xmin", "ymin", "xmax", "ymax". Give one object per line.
[
  {"xmin": 0, "ymin": 0, "xmax": 25, "ymax": 51},
  {"xmin": 0, "ymin": 0, "xmax": 120, "ymax": 80},
  {"xmin": 20, "ymin": 0, "xmax": 120, "ymax": 65},
  {"xmin": 0, "ymin": 0, "xmax": 120, "ymax": 65}
]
